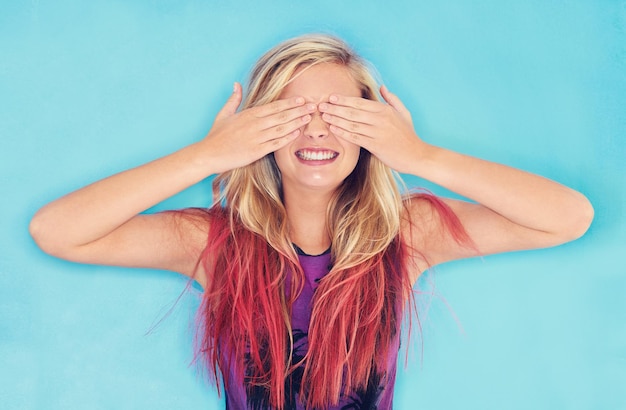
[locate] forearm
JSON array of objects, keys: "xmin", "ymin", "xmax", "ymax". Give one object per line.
[
  {"xmin": 30, "ymin": 141, "xmax": 215, "ymax": 254},
  {"xmin": 410, "ymin": 143, "xmax": 593, "ymax": 239}
]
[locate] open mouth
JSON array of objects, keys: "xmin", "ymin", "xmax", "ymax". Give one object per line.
[{"xmin": 295, "ymin": 149, "xmax": 339, "ymax": 161}]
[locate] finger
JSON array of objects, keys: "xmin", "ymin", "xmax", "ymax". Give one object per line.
[
  {"xmin": 260, "ymin": 103, "xmax": 316, "ymax": 131},
  {"xmin": 262, "ymin": 128, "xmax": 302, "ymax": 153},
  {"xmin": 325, "ymin": 94, "xmax": 381, "ymax": 112},
  {"xmin": 318, "ymin": 102, "xmax": 376, "ymax": 126},
  {"xmin": 261, "ymin": 113, "xmax": 312, "ymax": 141},
  {"xmin": 253, "ymin": 96, "xmax": 306, "ymax": 118},
  {"xmin": 328, "ymin": 124, "xmax": 372, "ymax": 149},
  {"xmin": 380, "ymin": 85, "xmax": 411, "ymax": 117},
  {"xmin": 321, "ymin": 111, "xmax": 375, "ymax": 137},
  {"xmin": 215, "ymin": 82, "xmax": 243, "ymax": 121}
]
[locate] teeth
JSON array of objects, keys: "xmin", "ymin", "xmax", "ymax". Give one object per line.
[{"xmin": 297, "ymin": 150, "xmax": 337, "ymax": 161}]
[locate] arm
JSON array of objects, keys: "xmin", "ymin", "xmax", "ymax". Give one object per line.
[
  {"xmin": 29, "ymin": 83, "xmax": 316, "ymax": 285},
  {"xmin": 318, "ymin": 87, "xmax": 593, "ymax": 272},
  {"xmin": 29, "ymin": 142, "xmax": 215, "ymax": 281},
  {"xmin": 403, "ymin": 145, "xmax": 593, "ymax": 264}
]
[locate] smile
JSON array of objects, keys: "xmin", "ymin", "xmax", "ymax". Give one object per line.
[{"xmin": 295, "ymin": 149, "xmax": 339, "ymax": 161}]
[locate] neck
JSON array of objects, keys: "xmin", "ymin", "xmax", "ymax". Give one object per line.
[{"xmin": 283, "ymin": 186, "xmax": 333, "ymax": 256}]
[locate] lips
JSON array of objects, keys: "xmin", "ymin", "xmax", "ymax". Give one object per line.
[{"xmin": 295, "ymin": 149, "xmax": 339, "ymax": 161}]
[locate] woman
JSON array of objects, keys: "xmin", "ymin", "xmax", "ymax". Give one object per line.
[{"xmin": 29, "ymin": 34, "xmax": 593, "ymax": 409}]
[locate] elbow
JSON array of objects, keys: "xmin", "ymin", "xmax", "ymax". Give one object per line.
[
  {"xmin": 29, "ymin": 210, "xmax": 53, "ymax": 255},
  {"xmin": 29, "ymin": 209, "xmax": 70, "ymax": 258},
  {"xmin": 572, "ymin": 194, "xmax": 594, "ymax": 239},
  {"xmin": 579, "ymin": 197, "xmax": 595, "ymax": 237},
  {"xmin": 560, "ymin": 193, "xmax": 594, "ymax": 242}
]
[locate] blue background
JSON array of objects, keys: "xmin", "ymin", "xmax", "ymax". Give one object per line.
[{"xmin": 2, "ymin": 1, "xmax": 625, "ymax": 409}]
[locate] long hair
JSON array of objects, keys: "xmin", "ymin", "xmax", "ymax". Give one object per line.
[{"xmin": 194, "ymin": 34, "xmax": 470, "ymax": 409}]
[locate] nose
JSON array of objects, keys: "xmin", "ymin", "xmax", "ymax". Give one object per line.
[{"xmin": 303, "ymin": 111, "xmax": 329, "ymax": 139}]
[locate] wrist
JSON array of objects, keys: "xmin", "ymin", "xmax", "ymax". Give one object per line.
[
  {"xmin": 405, "ymin": 141, "xmax": 439, "ymax": 178},
  {"xmin": 176, "ymin": 141, "xmax": 220, "ymax": 180}
]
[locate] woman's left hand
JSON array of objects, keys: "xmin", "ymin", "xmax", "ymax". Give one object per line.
[{"xmin": 318, "ymin": 86, "xmax": 425, "ymax": 174}]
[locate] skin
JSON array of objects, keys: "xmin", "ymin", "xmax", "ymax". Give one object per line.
[
  {"xmin": 317, "ymin": 76, "xmax": 594, "ymax": 280},
  {"xmin": 29, "ymin": 63, "xmax": 594, "ymax": 288},
  {"xmin": 274, "ymin": 64, "xmax": 362, "ymax": 255},
  {"xmin": 274, "ymin": 64, "xmax": 361, "ymax": 193},
  {"xmin": 28, "ymin": 82, "xmax": 314, "ymax": 288}
]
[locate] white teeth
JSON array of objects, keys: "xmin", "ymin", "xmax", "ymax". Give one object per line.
[{"xmin": 297, "ymin": 150, "xmax": 337, "ymax": 161}]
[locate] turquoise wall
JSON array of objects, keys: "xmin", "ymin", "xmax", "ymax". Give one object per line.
[{"xmin": 2, "ymin": 1, "xmax": 624, "ymax": 409}]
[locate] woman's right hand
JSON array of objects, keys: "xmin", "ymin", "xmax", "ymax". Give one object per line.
[{"xmin": 200, "ymin": 82, "xmax": 316, "ymax": 173}]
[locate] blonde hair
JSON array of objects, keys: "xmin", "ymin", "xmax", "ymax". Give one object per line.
[{"xmin": 204, "ymin": 34, "xmax": 413, "ymax": 408}]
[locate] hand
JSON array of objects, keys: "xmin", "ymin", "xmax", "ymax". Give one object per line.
[
  {"xmin": 318, "ymin": 86, "xmax": 426, "ymax": 174},
  {"xmin": 201, "ymin": 82, "xmax": 316, "ymax": 174}
]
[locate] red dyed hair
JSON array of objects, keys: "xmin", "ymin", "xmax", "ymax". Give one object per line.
[
  {"xmin": 184, "ymin": 34, "xmax": 475, "ymax": 410},
  {"xmin": 190, "ymin": 192, "xmax": 472, "ymax": 409}
]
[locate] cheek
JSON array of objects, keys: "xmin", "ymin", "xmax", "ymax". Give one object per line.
[
  {"xmin": 344, "ymin": 143, "xmax": 362, "ymax": 166},
  {"xmin": 273, "ymin": 147, "xmax": 290, "ymax": 172}
]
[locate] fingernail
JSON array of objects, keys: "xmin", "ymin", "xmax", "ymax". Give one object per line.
[
  {"xmin": 233, "ymin": 82, "xmax": 238, "ymax": 93},
  {"xmin": 319, "ymin": 103, "xmax": 329, "ymax": 111},
  {"xmin": 306, "ymin": 103, "xmax": 316, "ymax": 111},
  {"xmin": 295, "ymin": 97, "xmax": 305, "ymax": 104},
  {"xmin": 329, "ymin": 95, "xmax": 338, "ymax": 103},
  {"xmin": 302, "ymin": 114, "xmax": 311, "ymax": 122}
]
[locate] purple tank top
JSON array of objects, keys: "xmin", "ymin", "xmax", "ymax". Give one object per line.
[{"xmin": 223, "ymin": 249, "xmax": 401, "ymax": 409}]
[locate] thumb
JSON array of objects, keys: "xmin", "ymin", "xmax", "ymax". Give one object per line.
[
  {"xmin": 215, "ymin": 82, "xmax": 242, "ymax": 121},
  {"xmin": 380, "ymin": 85, "xmax": 411, "ymax": 117}
]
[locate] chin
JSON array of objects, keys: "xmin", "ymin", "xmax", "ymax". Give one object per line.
[{"xmin": 284, "ymin": 173, "xmax": 346, "ymax": 193}]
